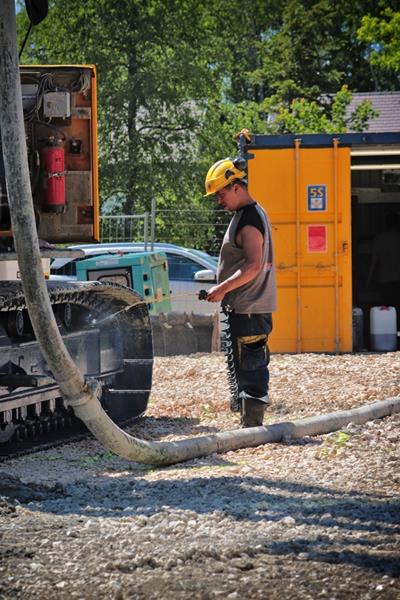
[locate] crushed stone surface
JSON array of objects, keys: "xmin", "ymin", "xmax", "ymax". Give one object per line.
[{"xmin": 0, "ymin": 352, "xmax": 399, "ymax": 599}]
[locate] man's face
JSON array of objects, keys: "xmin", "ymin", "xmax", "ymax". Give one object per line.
[{"xmin": 215, "ymin": 184, "xmax": 238, "ymax": 212}]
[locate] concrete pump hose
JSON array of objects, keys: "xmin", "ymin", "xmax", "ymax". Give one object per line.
[
  {"xmin": 2, "ymin": 0, "xmax": 400, "ymax": 468},
  {"xmin": 68, "ymin": 392, "xmax": 400, "ymax": 465}
]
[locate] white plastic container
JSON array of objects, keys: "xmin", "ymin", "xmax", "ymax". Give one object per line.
[{"xmin": 370, "ymin": 306, "xmax": 397, "ymax": 352}]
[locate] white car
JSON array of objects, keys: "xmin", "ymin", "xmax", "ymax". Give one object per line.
[{"xmin": 50, "ymin": 242, "xmax": 218, "ymax": 314}]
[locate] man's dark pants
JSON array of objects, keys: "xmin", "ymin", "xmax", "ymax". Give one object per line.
[{"xmin": 228, "ymin": 312, "xmax": 273, "ymax": 426}]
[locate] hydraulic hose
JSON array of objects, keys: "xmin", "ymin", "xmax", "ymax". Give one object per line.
[{"xmin": 1, "ymin": 0, "xmax": 399, "ymax": 467}]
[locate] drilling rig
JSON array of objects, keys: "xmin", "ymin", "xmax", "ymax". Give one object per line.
[{"xmin": 0, "ymin": 4, "xmax": 153, "ymax": 446}]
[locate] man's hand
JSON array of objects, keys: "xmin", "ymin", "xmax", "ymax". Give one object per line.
[{"xmin": 205, "ymin": 284, "xmax": 226, "ymax": 303}]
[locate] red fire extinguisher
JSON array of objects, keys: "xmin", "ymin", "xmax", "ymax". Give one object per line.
[{"xmin": 40, "ymin": 140, "xmax": 66, "ymax": 213}]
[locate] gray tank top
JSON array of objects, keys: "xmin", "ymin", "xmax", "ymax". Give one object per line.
[{"xmin": 217, "ymin": 202, "xmax": 277, "ymax": 313}]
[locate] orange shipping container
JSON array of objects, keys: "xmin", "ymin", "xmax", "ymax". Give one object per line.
[{"xmin": 244, "ymin": 133, "xmax": 400, "ymax": 353}]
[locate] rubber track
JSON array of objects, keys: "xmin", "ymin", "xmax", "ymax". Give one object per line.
[{"xmin": 0, "ymin": 280, "xmax": 153, "ymax": 450}]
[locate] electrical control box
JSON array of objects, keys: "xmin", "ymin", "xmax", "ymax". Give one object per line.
[
  {"xmin": 0, "ymin": 65, "xmax": 99, "ymax": 243},
  {"xmin": 43, "ymin": 91, "xmax": 71, "ymax": 119}
]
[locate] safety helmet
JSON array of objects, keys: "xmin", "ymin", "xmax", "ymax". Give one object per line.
[{"xmin": 204, "ymin": 157, "xmax": 246, "ymax": 197}]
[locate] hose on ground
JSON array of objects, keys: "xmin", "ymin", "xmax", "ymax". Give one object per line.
[
  {"xmin": 1, "ymin": 0, "xmax": 399, "ymax": 467},
  {"xmin": 72, "ymin": 389, "xmax": 400, "ymax": 465}
]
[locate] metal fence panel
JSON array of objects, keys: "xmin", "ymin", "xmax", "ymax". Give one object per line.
[
  {"xmin": 100, "ymin": 209, "xmax": 229, "ymax": 253},
  {"xmin": 100, "ymin": 214, "xmax": 149, "ymax": 244}
]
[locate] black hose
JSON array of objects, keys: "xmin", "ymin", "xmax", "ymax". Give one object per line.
[
  {"xmin": 18, "ymin": 21, "xmax": 33, "ymax": 60},
  {"xmin": 221, "ymin": 305, "xmax": 240, "ymax": 412}
]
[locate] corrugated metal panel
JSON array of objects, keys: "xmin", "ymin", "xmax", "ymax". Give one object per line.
[{"xmin": 248, "ymin": 143, "xmax": 352, "ymax": 353}]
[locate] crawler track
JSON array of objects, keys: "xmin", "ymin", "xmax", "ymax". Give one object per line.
[
  {"xmin": 0, "ymin": 414, "xmax": 142, "ymax": 461},
  {"xmin": 0, "ymin": 280, "xmax": 153, "ymax": 451}
]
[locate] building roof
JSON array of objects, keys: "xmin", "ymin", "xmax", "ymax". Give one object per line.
[{"xmin": 347, "ymin": 92, "xmax": 400, "ymax": 133}]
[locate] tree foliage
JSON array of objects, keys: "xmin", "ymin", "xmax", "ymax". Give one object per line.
[
  {"xmin": 263, "ymin": 86, "xmax": 379, "ymax": 134},
  {"xmin": 358, "ymin": 7, "xmax": 400, "ymax": 74},
  {"xmin": 221, "ymin": 0, "xmax": 398, "ymax": 103},
  {"xmin": 16, "ymin": 0, "xmax": 395, "ymax": 243},
  {"xmin": 18, "ymin": 0, "xmax": 225, "ymax": 215}
]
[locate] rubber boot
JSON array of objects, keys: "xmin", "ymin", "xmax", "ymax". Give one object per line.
[{"xmin": 240, "ymin": 398, "xmax": 266, "ymax": 428}]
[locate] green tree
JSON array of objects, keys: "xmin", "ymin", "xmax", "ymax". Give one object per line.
[
  {"xmin": 18, "ymin": 0, "xmax": 225, "ymax": 215},
  {"xmin": 15, "ymin": 0, "xmax": 388, "ymax": 251},
  {"xmin": 358, "ymin": 7, "xmax": 400, "ymax": 74},
  {"xmin": 199, "ymin": 87, "xmax": 378, "ymax": 146},
  {"xmin": 222, "ymin": 0, "xmax": 399, "ymax": 104},
  {"xmin": 263, "ymin": 86, "xmax": 379, "ymax": 133}
]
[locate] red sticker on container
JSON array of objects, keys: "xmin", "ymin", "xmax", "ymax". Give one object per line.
[{"xmin": 307, "ymin": 225, "xmax": 327, "ymax": 253}]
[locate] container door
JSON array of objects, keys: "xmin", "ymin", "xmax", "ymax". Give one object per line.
[{"xmin": 248, "ymin": 142, "xmax": 352, "ymax": 352}]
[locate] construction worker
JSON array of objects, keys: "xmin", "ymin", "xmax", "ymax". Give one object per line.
[{"xmin": 204, "ymin": 158, "xmax": 276, "ymax": 427}]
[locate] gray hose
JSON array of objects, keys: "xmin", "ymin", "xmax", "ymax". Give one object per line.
[
  {"xmin": 74, "ymin": 393, "xmax": 400, "ymax": 465},
  {"xmin": 1, "ymin": 0, "xmax": 399, "ymax": 468}
]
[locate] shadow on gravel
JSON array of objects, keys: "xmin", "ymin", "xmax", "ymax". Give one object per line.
[
  {"xmin": 267, "ymin": 539, "xmax": 400, "ymax": 577},
  {"xmin": 7, "ymin": 475, "xmax": 400, "ymax": 530},
  {"xmin": 4, "ymin": 474, "xmax": 400, "ymax": 575}
]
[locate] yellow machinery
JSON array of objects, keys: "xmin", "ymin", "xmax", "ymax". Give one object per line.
[{"xmin": 244, "ymin": 133, "xmax": 400, "ymax": 353}]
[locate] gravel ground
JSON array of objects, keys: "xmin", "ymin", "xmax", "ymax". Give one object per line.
[{"xmin": 0, "ymin": 352, "xmax": 400, "ymax": 600}]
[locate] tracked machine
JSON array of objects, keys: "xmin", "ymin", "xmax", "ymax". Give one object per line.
[{"xmin": 0, "ymin": 65, "xmax": 154, "ymax": 447}]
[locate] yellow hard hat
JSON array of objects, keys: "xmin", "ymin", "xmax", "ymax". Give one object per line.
[{"xmin": 204, "ymin": 157, "xmax": 246, "ymax": 197}]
